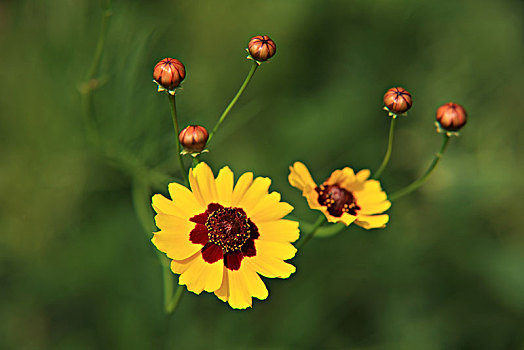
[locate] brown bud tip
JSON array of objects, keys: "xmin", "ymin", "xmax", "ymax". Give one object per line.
[
  {"xmin": 436, "ymin": 103, "xmax": 467, "ymax": 132},
  {"xmin": 248, "ymin": 35, "xmax": 276, "ymax": 62},
  {"xmin": 179, "ymin": 125, "xmax": 209, "ymax": 153},
  {"xmin": 383, "ymin": 87, "xmax": 413, "ymax": 115},
  {"xmin": 153, "ymin": 58, "xmax": 186, "ymax": 91}
]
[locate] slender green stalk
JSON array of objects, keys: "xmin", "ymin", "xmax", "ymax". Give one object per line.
[
  {"xmin": 167, "ymin": 94, "xmax": 189, "ymax": 187},
  {"xmin": 166, "ymin": 282, "xmax": 185, "ymax": 314},
  {"xmin": 207, "ymin": 61, "xmax": 259, "ymax": 144},
  {"xmin": 80, "ymin": 1, "xmax": 112, "ymax": 146},
  {"xmin": 296, "ymin": 215, "xmax": 327, "ymax": 249},
  {"xmin": 192, "ymin": 155, "xmax": 200, "ymax": 168},
  {"xmin": 374, "ymin": 117, "xmax": 397, "ymax": 179},
  {"xmin": 132, "ymin": 177, "xmax": 185, "ymax": 314},
  {"xmin": 389, "ymin": 134, "xmax": 451, "ymax": 201},
  {"xmin": 86, "ymin": 2, "xmax": 112, "ymax": 81}
]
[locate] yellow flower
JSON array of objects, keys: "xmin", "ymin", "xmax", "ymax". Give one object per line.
[
  {"xmin": 288, "ymin": 162, "xmax": 391, "ymax": 229},
  {"xmin": 152, "ymin": 162, "xmax": 299, "ymax": 309}
]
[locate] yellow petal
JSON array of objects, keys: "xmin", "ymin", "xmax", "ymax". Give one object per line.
[
  {"xmin": 337, "ymin": 212, "xmax": 357, "ymax": 226},
  {"xmin": 355, "ymin": 214, "xmax": 389, "ymax": 229},
  {"xmin": 170, "ymin": 251, "xmax": 200, "ymax": 274},
  {"xmin": 257, "ymin": 219, "xmax": 300, "ymax": 243},
  {"xmin": 189, "ymin": 168, "xmax": 206, "ymax": 207},
  {"xmin": 288, "ymin": 162, "xmax": 317, "ymax": 191},
  {"xmin": 358, "ymin": 200, "xmax": 391, "ymax": 215},
  {"xmin": 249, "ymin": 192, "xmax": 281, "ymax": 217},
  {"xmin": 241, "ymin": 266, "xmax": 268, "ymax": 301},
  {"xmin": 227, "ymin": 269, "xmax": 252, "ymax": 309},
  {"xmin": 237, "ymin": 176, "xmax": 272, "ymax": 214},
  {"xmin": 167, "ymin": 182, "xmax": 204, "ymax": 216},
  {"xmin": 231, "ymin": 172, "xmax": 253, "ymax": 206},
  {"xmin": 151, "ymin": 194, "xmax": 179, "ymax": 217},
  {"xmin": 152, "ymin": 229, "xmax": 201, "ymax": 261},
  {"xmin": 214, "ymin": 266, "xmax": 229, "ymax": 302},
  {"xmin": 250, "ymin": 201, "xmax": 293, "ymax": 223},
  {"xmin": 356, "ymin": 169, "xmax": 371, "ymax": 182},
  {"xmin": 244, "ymin": 253, "xmax": 296, "ymax": 279},
  {"xmin": 326, "ymin": 168, "xmax": 353, "ymax": 186},
  {"xmin": 303, "ymin": 188, "xmax": 322, "ymax": 210},
  {"xmin": 216, "ymin": 166, "xmax": 234, "ymax": 207},
  {"xmin": 191, "ymin": 162, "xmax": 218, "ymax": 204},
  {"xmin": 178, "ymin": 254, "xmax": 224, "ymax": 294},
  {"xmin": 255, "ymin": 240, "xmax": 297, "ymax": 260},
  {"xmin": 356, "ymin": 190, "xmax": 388, "ymax": 203}
]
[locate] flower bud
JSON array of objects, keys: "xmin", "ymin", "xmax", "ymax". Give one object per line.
[
  {"xmin": 247, "ymin": 35, "xmax": 276, "ymax": 62},
  {"xmin": 179, "ymin": 125, "xmax": 209, "ymax": 153},
  {"xmin": 436, "ymin": 102, "xmax": 467, "ymax": 132},
  {"xmin": 383, "ymin": 87, "xmax": 413, "ymax": 115},
  {"xmin": 153, "ymin": 58, "xmax": 186, "ymax": 93}
]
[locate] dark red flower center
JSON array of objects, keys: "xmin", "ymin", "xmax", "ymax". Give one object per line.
[
  {"xmin": 189, "ymin": 203, "xmax": 259, "ymax": 271},
  {"xmin": 315, "ymin": 184, "xmax": 360, "ymax": 217}
]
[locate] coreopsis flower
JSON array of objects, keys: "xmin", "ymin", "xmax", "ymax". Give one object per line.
[
  {"xmin": 152, "ymin": 163, "xmax": 299, "ymax": 309},
  {"xmin": 289, "ymin": 162, "xmax": 391, "ymax": 229},
  {"xmin": 383, "ymin": 87, "xmax": 412, "ymax": 116}
]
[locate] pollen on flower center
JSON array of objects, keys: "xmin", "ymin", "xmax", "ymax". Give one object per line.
[
  {"xmin": 316, "ymin": 184, "xmax": 360, "ymax": 217},
  {"xmin": 206, "ymin": 208, "xmax": 251, "ymax": 253}
]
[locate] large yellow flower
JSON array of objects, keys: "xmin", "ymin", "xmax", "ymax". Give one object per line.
[
  {"xmin": 152, "ymin": 162, "xmax": 299, "ymax": 309},
  {"xmin": 288, "ymin": 162, "xmax": 391, "ymax": 229}
]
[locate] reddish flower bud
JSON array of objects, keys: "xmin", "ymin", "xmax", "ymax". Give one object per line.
[
  {"xmin": 247, "ymin": 35, "xmax": 276, "ymax": 62},
  {"xmin": 383, "ymin": 87, "xmax": 413, "ymax": 115},
  {"xmin": 436, "ymin": 102, "xmax": 467, "ymax": 132},
  {"xmin": 179, "ymin": 125, "xmax": 209, "ymax": 153},
  {"xmin": 153, "ymin": 58, "xmax": 186, "ymax": 93}
]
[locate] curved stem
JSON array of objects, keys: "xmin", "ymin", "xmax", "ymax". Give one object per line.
[
  {"xmin": 389, "ymin": 134, "xmax": 451, "ymax": 201},
  {"xmin": 296, "ymin": 215, "xmax": 327, "ymax": 249},
  {"xmin": 207, "ymin": 61, "xmax": 259, "ymax": 144},
  {"xmin": 167, "ymin": 94, "xmax": 189, "ymax": 187},
  {"xmin": 374, "ymin": 117, "xmax": 397, "ymax": 179}
]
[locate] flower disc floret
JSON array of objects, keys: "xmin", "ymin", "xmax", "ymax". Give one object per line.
[
  {"xmin": 289, "ymin": 162, "xmax": 391, "ymax": 229},
  {"xmin": 151, "ymin": 163, "xmax": 299, "ymax": 309}
]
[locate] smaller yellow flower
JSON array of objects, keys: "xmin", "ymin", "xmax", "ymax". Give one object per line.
[{"xmin": 288, "ymin": 162, "xmax": 391, "ymax": 229}]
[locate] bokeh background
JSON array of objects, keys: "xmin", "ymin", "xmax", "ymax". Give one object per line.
[{"xmin": 1, "ymin": 0, "xmax": 523, "ymax": 348}]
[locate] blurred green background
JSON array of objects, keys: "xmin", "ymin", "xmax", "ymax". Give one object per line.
[{"xmin": 1, "ymin": 0, "xmax": 523, "ymax": 348}]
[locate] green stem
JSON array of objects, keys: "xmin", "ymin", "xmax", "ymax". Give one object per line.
[
  {"xmin": 207, "ymin": 61, "xmax": 259, "ymax": 144},
  {"xmin": 374, "ymin": 117, "xmax": 397, "ymax": 179},
  {"xmin": 165, "ymin": 281, "xmax": 185, "ymax": 314},
  {"xmin": 296, "ymin": 215, "xmax": 327, "ymax": 249},
  {"xmin": 167, "ymin": 94, "xmax": 189, "ymax": 187},
  {"xmin": 131, "ymin": 177, "xmax": 184, "ymax": 315},
  {"xmin": 389, "ymin": 134, "xmax": 451, "ymax": 201},
  {"xmin": 80, "ymin": 1, "xmax": 112, "ymax": 146},
  {"xmin": 86, "ymin": 2, "xmax": 112, "ymax": 81},
  {"xmin": 192, "ymin": 155, "xmax": 200, "ymax": 168}
]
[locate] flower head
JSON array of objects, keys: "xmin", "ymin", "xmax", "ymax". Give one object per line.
[
  {"xmin": 289, "ymin": 162, "xmax": 391, "ymax": 229},
  {"xmin": 436, "ymin": 102, "xmax": 467, "ymax": 133},
  {"xmin": 152, "ymin": 163, "xmax": 299, "ymax": 309},
  {"xmin": 383, "ymin": 87, "xmax": 412, "ymax": 116},
  {"xmin": 247, "ymin": 35, "xmax": 276, "ymax": 62},
  {"xmin": 153, "ymin": 57, "xmax": 186, "ymax": 94}
]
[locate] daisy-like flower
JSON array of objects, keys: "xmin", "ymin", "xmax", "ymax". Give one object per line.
[
  {"xmin": 288, "ymin": 162, "xmax": 391, "ymax": 229},
  {"xmin": 152, "ymin": 162, "xmax": 299, "ymax": 309}
]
